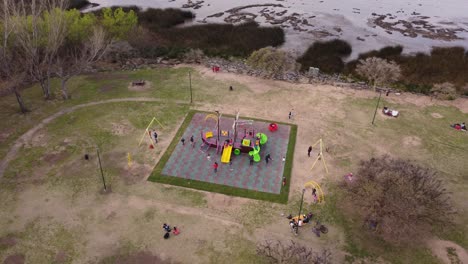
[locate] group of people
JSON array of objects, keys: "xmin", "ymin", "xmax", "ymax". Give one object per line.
[
  {"xmin": 162, "ymin": 223, "xmax": 180, "ymax": 239},
  {"xmin": 287, "ymin": 212, "xmax": 314, "ymax": 235},
  {"xmin": 180, "ymin": 135, "xmax": 195, "ymax": 147},
  {"xmin": 451, "ymin": 122, "xmax": 467, "ymax": 131}
]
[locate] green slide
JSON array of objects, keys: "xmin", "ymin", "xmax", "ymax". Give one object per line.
[{"xmin": 249, "ymin": 146, "xmax": 261, "ymax": 162}]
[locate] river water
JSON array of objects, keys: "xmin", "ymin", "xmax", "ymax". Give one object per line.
[{"xmin": 87, "ymin": 0, "xmax": 468, "ymax": 58}]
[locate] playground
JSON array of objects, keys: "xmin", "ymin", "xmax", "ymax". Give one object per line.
[{"xmin": 157, "ymin": 112, "xmax": 293, "ymax": 195}]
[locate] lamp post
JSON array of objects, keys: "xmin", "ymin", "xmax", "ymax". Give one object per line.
[
  {"xmin": 371, "ymin": 90, "xmax": 382, "ymax": 125},
  {"xmin": 189, "ymin": 71, "xmax": 193, "ymax": 104},
  {"xmin": 296, "ymin": 188, "xmax": 306, "ymax": 235},
  {"xmin": 96, "ymin": 148, "xmax": 107, "ymax": 191}
]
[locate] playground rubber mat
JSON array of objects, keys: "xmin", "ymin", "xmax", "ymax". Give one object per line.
[{"xmin": 161, "ymin": 113, "xmax": 291, "ymax": 194}]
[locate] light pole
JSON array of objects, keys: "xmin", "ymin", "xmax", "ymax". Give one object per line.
[
  {"xmin": 296, "ymin": 188, "xmax": 306, "ymax": 234},
  {"xmin": 371, "ymin": 90, "xmax": 382, "ymax": 125},
  {"xmin": 96, "ymin": 148, "xmax": 107, "ymax": 191},
  {"xmin": 189, "ymin": 71, "xmax": 193, "ymax": 104}
]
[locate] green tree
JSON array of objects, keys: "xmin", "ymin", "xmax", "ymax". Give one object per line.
[{"xmin": 101, "ymin": 7, "xmax": 137, "ymax": 40}]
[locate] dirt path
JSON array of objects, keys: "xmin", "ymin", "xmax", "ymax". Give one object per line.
[
  {"xmin": 0, "ymin": 97, "xmax": 189, "ymax": 179},
  {"xmin": 428, "ymin": 239, "xmax": 468, "ymax": 264}
]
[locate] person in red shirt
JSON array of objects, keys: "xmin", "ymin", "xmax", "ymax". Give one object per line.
[{"xmin": 213, "ymin": 162, "xmax": 219, "ymax": 173}]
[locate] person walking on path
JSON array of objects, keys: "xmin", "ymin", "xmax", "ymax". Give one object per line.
[
  {"xmin": 265, "ymin": 154, "xmax": 272, "ymax": 164},
  {"xmin": 249, "ymin": 156, "xmax": 254, "ymax": 166},
  {"xmin": 308, "ymin": 146, "xmax": 312, "ymax": 157},
  {"xmin": 181, "ymin": 138, "xmax": 185, "ymax": 146},
  {"xmin": 190, "ymin": 135, "xmax": 194, "ymax": 148},
  {"xmin": 229, "ymin": 86, "xmax": 233, "ymax": 91},
  {"xmin": 213, "ymin": 162, "xmax": 219, "ymax": 173}
]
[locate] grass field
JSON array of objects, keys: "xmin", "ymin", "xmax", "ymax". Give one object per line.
[{"xmin": 0, "ymin": 65, "xmax": 467, "ymax": 263}]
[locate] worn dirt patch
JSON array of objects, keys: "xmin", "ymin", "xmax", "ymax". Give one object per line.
[
  {"xmin": 100, "ymin": 85, "xmax": 115, "ymax": 93},
  {"xmin": 29, "ymin": 130, "xmax": 49, "ymax": 147},
  {"xmin": 43, "ymin": 151, "xmax": 69, "ymax": 164},
  {"xmin": 403, "ymin": 136, "xmax": 422, "ymax": 147},
  {"xmin": 0, "ymin": 235, "xmax": 17, "ymax": 249},
  {"xmin": 428, "ymin": 239, "xmax": 468, "ymax": 264},
  {"xmin": 128, "ymin": 81, "xmax": 152, "ymax": 92},
  {"xmin": 431, "ymin": 113, "xmax": 444, "ymax": 119},
  {"xmin": 120, "ymin": 163, "xmax": 153, "ymax": 185},
  {"xmin": 3, "ymin": 254, "xmax": 25, "ymax": 264},
  {"xmin": 113, "ymin": 251, "xmax": 174, "ymax": 264},
  {"xmin": 0, "ymin": 132, "xmax": 10, "ymax": 142},
  {"xmin": 54, "ymin": 251, "xmax": 68, "ymax": 263},
  {"xmin": 111, "ymin": 122, "xmax": 134, "ymax": 136}
]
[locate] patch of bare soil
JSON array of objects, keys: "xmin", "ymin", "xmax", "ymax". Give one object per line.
[
  {"xmin": 428, "ymin": 239, "xmax": 468, "ymax": 264},
  {"xmin": 128, "ymin": 81, "xmax": 152, "ymax": 92},
  {"xmin": 111, "ymin": 122, "xmax": 134, "ymax": 136},
  {"xmin": 120, "ymin": 163, "xmax": 153, "ymax": 185},
  {"xmin": 403, "ymin": 136, "xmax": 422, "ymax": 147},
  {"xmin": 3, "ymin": 254, "xmax": 25, "ymax": 264},
  {"xmin": 43, "ymin": 151, "xmax": 69, "ymax": 164},
  {"xmin": 0, "ymin": 129, "xmax": 13, "ymax": 143},
  {"xmin": 431, "ymin": 113, "xmax": 444, "ymax": 118},
  {"xmin": 0, "ymin": 235, "xmax": 17, "ymax": 249},
  {"xmin": 29, "ymin": 130, "xmax": 49, "ymax": 147},
  {"xmin": 54, "ymin": 251, "xmax": 68, "ymax": 263},
  {"xmin": 451, "ymin": 98, "xmax": 468, "ymax": 113},
  {"xmin": 100, "ymin": 85, "xmax": 115, "ymax": 93},
  {"xmin": 113, "ymin": 251, "xmax": 176, "ymax": 264}
]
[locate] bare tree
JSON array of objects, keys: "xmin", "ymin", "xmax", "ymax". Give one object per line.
[
  {"xmin": 54, "ymin": 26, "xmax": 108, "ymax": 99},
  {"xmin": 9, "ymin": 0, "xmax": 68, "ymax": 99},
  {"xmin": 257, "ymin": 240, "xmax": 332, "ymax": 264},
  {"xmin": 342, "ymin": 156, "xmax": 454, "ymax": 244},
  {"xmin": 356, "ymin": 57, "xmax": 401, "ymax": 90},
  {"xmin": 0, "ymin": 0, "xmax": 29, "ymax": 112}
]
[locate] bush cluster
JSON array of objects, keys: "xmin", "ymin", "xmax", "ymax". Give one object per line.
[
  {"xmin": 346, "ymin": 45, "xmax": 468, "ymax": 94},
  {"xmin": 297, "ymin": 39, "xmax": 352, "ymax": 73},
  {"xmin": 124, "ymin": 8, "xmax": 284, "ymax": 59}
]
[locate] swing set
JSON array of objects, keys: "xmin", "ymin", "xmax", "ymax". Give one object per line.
[
  {"xmin": 138, "ymin": 117, "xmax": 165, "ymax": 147},
  {"xmin": 304, "ymin": 138, "xmax": 328, "ymax": 202}
]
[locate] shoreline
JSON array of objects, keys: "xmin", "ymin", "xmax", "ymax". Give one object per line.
[{"xmin": 86, "ymin": 0, "xmax": 468, "ymax": 58}]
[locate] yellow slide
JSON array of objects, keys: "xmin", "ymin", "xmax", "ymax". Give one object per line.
[{"xmin": 221, "ymin": 145, "xmax": 233, "ymax": 163}]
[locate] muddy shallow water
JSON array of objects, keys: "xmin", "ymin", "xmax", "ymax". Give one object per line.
[{"xmin": 88, "ymin": 0, "xmax": 468, "ymax": 58}]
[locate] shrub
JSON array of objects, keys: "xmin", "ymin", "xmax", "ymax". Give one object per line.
[
  {"xmin": 297, "ymin": 39, "xmax": 352, "ymax": 73},
  {"xmin": 183, "ymin": 49, "xmax": 205, "ymax": 63},
  {"xmin": 342, "ymin": 156, "xmax": 454, "ymax": 244},
  {"xmin": 247, "ymin": 47, "xmax": 299, "ymax": 76},
  {"xmin": 431, "ymin": 82, "xmax": 458, "ymax": 100},
  {"xmin": 121, "ymin": 7, "xmax": 285, "ymax": 59}
]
